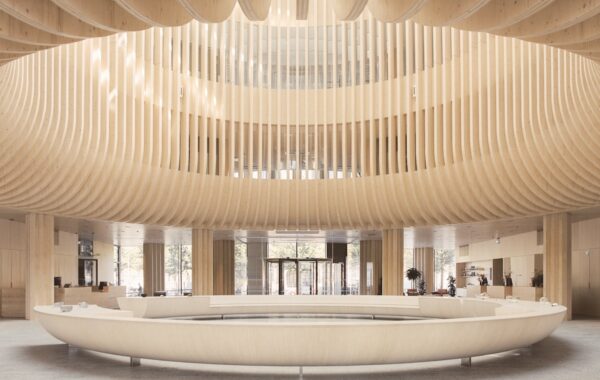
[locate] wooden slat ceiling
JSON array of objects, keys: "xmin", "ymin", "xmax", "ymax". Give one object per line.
[
  {"xmin": 0, "ymin": 0, "xmax": 599, "ymax": 62},
  {"xmin": 0, "ymin": 0, "xmax": 599, "ymax": 230}
]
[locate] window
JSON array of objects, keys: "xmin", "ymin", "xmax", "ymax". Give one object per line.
[
  {"xmin": 346, "ymin": 242, "xmax": 360, "ymax": 294},
  {"xmin": 268, "ymin": 241, "xmax": 326, "ymax": 258},
  {"xmin": 113, "ymin": 245, "xmax": 120, "ymax": 285},
  {"xmin": 434, "ymin": 249, "xmax": 455, "ymax": 290},
  {"xmin": 165, "ymin": 245, "xmax": 192, "ymax": 295},
  {"xmin": 234, "ymin": 242, "xmax": 247, "ymax": 295},
  {"xmin": 119, "ymin": 246, "xmax": 143, "ymax": 296}
]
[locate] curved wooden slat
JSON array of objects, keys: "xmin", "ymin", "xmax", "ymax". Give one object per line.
[
  {"xmin": 296, "ymin": 0, "xmax": 309, "ymax": 20},
  {"xmin": 0, "ymin": 7, "xmax": 598, "ymax": 229},
  {"xmin": 450, "ymin": 0, "xmax": 555, "ymax": 33},
  {"xmin": 51, "ymin": 0, "xmax": 149, "ymax": 32},
  {"xmin": 528, "ymin": 13, "xmax": 600, "ymax": 46},
  {"xmin": 238, "ymin": 0, "xmax": 271, "ymax": 21},
  {"xmin": 0, "ymin": 0, "xmax": 112, "ymax": 39},
  {"xmin": 0, "ymin": 51, "xmax": 24, "ymax": 59},
  {"xmin": 493, "ymin": 0, "xmax": 600, "ymax": 39},
  {"xmin": 411, "ymin": 0, "xmax": 491, "ymax": 26},
  {"xmin": 330, "ymin": 0, "xmax": 367, "ymax": 21},
  {"xmin": 558, "ymin": 39, "xmax": 600, "ymax": 53},
  {"xmin": 114, "ymin": 0, "xmax": 192, "ymax": 27},
  {"xmin": 177, "ymin": 0, "xmax": 236, "ymax": 23},
  {"xmin": 0, "ymin": 10, "xmax": 79, "ymax": 46},
  {"xmin": 0, "ymin": 37, "xmax": 47, "ymax": 53},
  {"xmin": 367, "ymin": 0, "xmax": 427, "ymax": 23}
]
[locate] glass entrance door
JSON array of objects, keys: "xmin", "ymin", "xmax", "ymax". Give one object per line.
[
  {"xmin": 317, "ymin": 260, "xmax": 332, "ymax": 295},
  {"xmin": 298, "ymin": 261, "xmax": 316, "ymax": 295},
  {"xmin": 267, "ymin": 261, "xmax": 279, "ymax": 295},
  {"xmin": 265, "ymin": 258, "xmax": 332, "ymax": 295},
  {"xmin": 281, "ymin": 260, "xmax": 297, "ymax": 295}
]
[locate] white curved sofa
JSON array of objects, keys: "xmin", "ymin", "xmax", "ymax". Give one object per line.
[{"xmin": 34, "ymin": 296, "xmax": 566, "ymax": 366}]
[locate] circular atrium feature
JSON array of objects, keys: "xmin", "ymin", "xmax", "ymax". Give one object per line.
[
  {"xmin": 1, "ymin": 0, "xmax": 599, "ymax": 377},
  {"xmin": 35, "ymin": 295, "xmax": 566, "ymax": 366},
  {"xmin": 0, "ymin": 0, "xmax": 599, "ymax": 229}
]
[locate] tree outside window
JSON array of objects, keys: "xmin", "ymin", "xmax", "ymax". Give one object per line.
[
  {"xmin": 165, "ymin": 245, "xmax": 192, "ymax": 295},
  {"xmin": 434, "ymin": 249, "xmax": 455, "ymax": 290}
]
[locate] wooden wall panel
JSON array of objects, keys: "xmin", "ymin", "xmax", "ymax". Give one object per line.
[
  {"xmin": 192, "ymin": 228, "xmax": 213, "ymax": 295},
  {"xmin": 414, "ymin": 247, "xmax": 434, "ymax": 293},
  {"xmin": 0, "ymin": 251, "xmax": 11, "ymax": 288},
  {"xmin": 25, "ymin": 213, "xmax": 54, "ymax": 320},
  {"xmin": 382, "ymin": 229, "xmax": 404, "ymax": 295},
  {"xmin": 543, "ymin": 212, "xmax": 572, "ymax": 320},
  {"xmin": 143, "ymin": 242, "xmax": 165, "ymax": 296},
  {"xmin": 359, "ymin": 239, "xmax": 382, "ymax": 295},
  {"xmin": 213, "ymin": 239, "xmax": 234, "ymax": 295}
]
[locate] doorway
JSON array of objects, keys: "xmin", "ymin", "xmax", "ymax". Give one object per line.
[
  {"xmin": 265, "ymin": 258, "xmax": 333, "ymax": 295},
  {"xmin": 78, "ymin": 258, "xmax": 98, "ymax": 286}
]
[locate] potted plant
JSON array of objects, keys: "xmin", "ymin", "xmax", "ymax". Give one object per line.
[
  {"xmin": 417, "ymin": 278, "xmax": 426, "ymax": 295},
  {"xmin": 447, "ymin": 275, "xmax": 457, "ymax": 297},
  {"xmin": 406, "ymin": 267, "xmax": 421, "ymax": 295}
]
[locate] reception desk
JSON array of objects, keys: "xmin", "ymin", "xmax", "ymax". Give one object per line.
[
  {"xmin": 54, "ymin": 286, "xmax": 126, "ymax": 309},
  {"xmin": 466, "ymin": 285, "xmax": 487, "ymax": 298},
  {"xmin": 487, "ymin": 285, "xmax": 512, "ymax": 299},
  {"xmin": 512, "ymin": 286, "xmax": 544, "ymax": 301},
  {"xmin": 465, "ymin": 285, "xmax": 543, "ymax": 301}
]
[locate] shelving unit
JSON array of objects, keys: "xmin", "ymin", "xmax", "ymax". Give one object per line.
[{"xmin": 457, "ymin": 254, "xmax": 544, "ymax": 301}]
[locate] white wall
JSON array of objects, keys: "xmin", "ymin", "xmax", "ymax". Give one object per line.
[
  {"xmin": 94, "ymin": 240, "xmax": 115, "ymax": 284},
  {"xmin": 457, "ymin": 230, "xmax": 542, "ymax": 263},
  {"xmin": 54, "ymin": 231, "xmax": 78, "ymax": 286}
]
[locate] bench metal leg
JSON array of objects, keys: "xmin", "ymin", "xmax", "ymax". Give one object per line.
[
  {"xmin": 461, "ymin": 357, "xmax": 471, "ymax": 367},
  {"xmin": 130, "ymin": 357, "xmax": 141, "ymax": 367},
  {"xmin": 299, "ymin": 366, "xmax": 303, "ymax": 380}
]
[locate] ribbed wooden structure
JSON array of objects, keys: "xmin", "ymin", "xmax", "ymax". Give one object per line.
[{"xmin": 0, "ymin": 0, "xmax": 599, "ymax": 230}]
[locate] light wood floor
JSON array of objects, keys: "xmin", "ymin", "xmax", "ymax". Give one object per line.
[{"xmin": 0, "ymin": 317, "xmax": 598, "ymax": 379}]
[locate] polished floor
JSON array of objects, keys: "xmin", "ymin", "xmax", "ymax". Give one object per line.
[{"xmin": 0, "ymin": 317, "xmax": 598, "ymax": 380}]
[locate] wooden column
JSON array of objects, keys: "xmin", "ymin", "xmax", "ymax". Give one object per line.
[
  {"xmin": 543, "ymin": 213, "xmax": 572, "ymax": 320},
  {"xmin": 26, "ymin": 214, "xmax": 54, "ymax": 320},
  {"xmin": 359, "ymin": 240, "xmax": 382, "ymax": 295},
  {"xmin": 192, "ymin": 229, "xmax": 213, "ymax": 295},
  {"xmin": 382, "ymin": 229, "xmax": 404, "ymax": 295},
  {"xmin": 213, "ymin": 240, "xmax": 235, "ymax": 295},
  {"xmin": 414, "ymin": 247, "xmax": 435, "ymax": 293},
  {"xmin": 143, "ymin": 243, "xmax": 164, "ymax": 296}
]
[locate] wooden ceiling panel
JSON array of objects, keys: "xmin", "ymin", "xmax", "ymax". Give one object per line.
[
  {"xmin": 114, "ymin": 0, "xmax": 192, "ymax": 27},
  {"xmin": 0, "ymin": 0, "xmax": 112, "ymax": 38},
  {"xmin": 51, "ymin": 0, "xmax": 149, "ymax": 32},
  {"xmin": 0, "ymin": 1, "xmax": 597, "ymax": 62}
]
